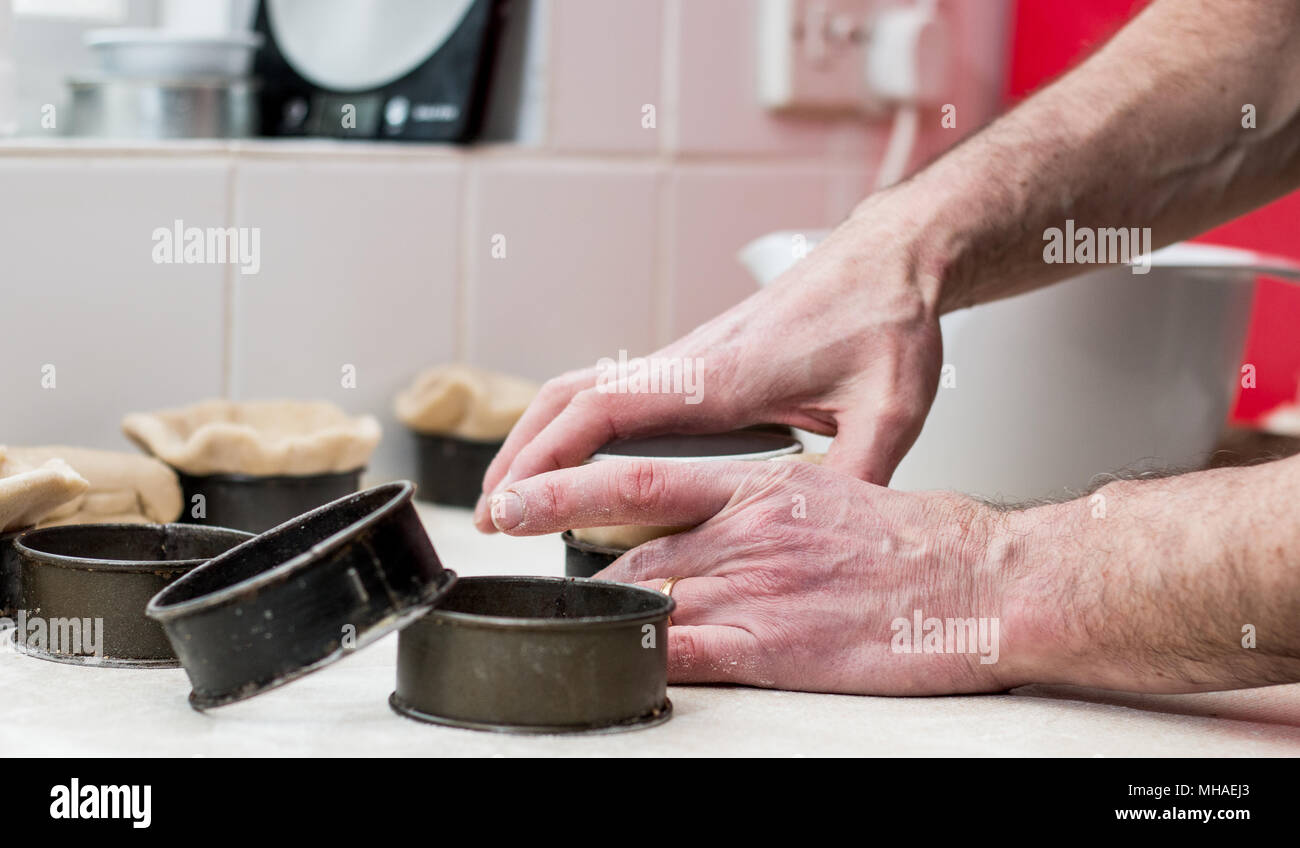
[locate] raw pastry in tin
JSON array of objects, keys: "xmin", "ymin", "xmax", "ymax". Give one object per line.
[
  {"xmin": 0, "ymin": 447, "xmax": 89, "ymax": 532},
  {"xmin": 9, "ymin": 445, "xmax": 182, "ymax": 526},
  {"xmin": 122, "ymin": 399, "xmax": 381, "ymax": 477},
  {"xmin": 395, "ymin": 364, "xmax": 538, "ymax": 442}
]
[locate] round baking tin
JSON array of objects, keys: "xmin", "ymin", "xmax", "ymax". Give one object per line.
[
  {"xmin": 174, "ymin": 467, "xmax": 363, "ymax": 534},
  {"xmin": 561, "ymin": 530, "xmax": 625, "ymax": 578},
  {"xmin": 412, "ymin": 432, "xmax": 502, "ymax": 508},
  {"xmin": 0, "ymin": 527, "xmax": 28, "ymax": 622},
  {"xmin": 11, "ymin": 523, "xmax": 252, "ymax": 667},
  {"xmin": 391, "ymin": 576, "xmax": 674, "ymax": 734},
  {"xmin": 148, "ymin": 481, "xmax": 455, "ymax": 710}
]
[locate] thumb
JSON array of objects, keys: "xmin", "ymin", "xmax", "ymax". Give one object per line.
[{"xmin": 822, "ymin": 408, "xmax": 922, "ymax": 486}]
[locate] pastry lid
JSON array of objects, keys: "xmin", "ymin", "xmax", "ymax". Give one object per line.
[
  {"xmin": 590, "ymin": 430, "xmax": 802, "ymax": 463},
  {"xmin": 147, "ymin": 481, "xmax": 455, "ymax": 709}
]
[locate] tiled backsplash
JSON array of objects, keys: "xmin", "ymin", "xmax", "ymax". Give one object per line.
[{"xmin": 0, "ymin": 0, "xmax": 1011, "ymax": 481}]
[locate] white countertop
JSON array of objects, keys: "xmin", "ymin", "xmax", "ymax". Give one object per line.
[{"xmin": 3, "ymin": 503, "xmax": 1298, "ymax": 757}]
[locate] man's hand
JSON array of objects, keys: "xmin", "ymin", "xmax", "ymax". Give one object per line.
[
  {"xmin": 488, "ymin": 458, "xmax": 1031, "ymax": 694},
  {"xmin": 488, "ymin": 455, "xmax": 1300, "ymax": 694},
  {"xmin": 474, "ymin": 197, "xmax": 948, "ymax": 532}
]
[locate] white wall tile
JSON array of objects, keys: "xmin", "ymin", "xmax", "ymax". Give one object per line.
[
  {"xmin": 665, "ymin": 165, "xmax": 831, "ymax": 339},
  {"xmin": 229, "ymin": 157, "xmax": 463, "ymax": 482},
  {"xmin": 0, "ymin": 157, "xmax": 228, "ymax": 454},
  {"xmin": 467, "ymin": 160, "xmax": 659, "ymax": 379}
]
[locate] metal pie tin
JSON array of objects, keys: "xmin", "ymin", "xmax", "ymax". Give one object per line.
[
  {"xmin": 174, "ymin": 467, "xmax": 363, "ymax": 534},
  {"xmin": 11, "ymin": 523, "xmax": 252, "ymax": 667},
  {"xmin": 561, "ymin": 530, "xmax": 625, "ymax": 578},
  {"xmin": 1, "ymin": 527, "xmax": 30, "ymax": 622},
  {"xmin": 147, "ymin": 481, "xmax": 455, "ymax": 709},
  {"xmin": 391, "ymin": 576, "xmax": 674, "ymax": 734},
  {"xmin": 412, "ymin": 432, "xmax": 502, "ymax": 508}
]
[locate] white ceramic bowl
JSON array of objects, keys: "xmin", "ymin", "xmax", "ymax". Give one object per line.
[
  {"xmin": 740, "ymin": 233, "xmax": 1300, "ymax": 501},
  {"xmin": 85, "ymin": 29, "xmax": 264, "ymax": 79}
]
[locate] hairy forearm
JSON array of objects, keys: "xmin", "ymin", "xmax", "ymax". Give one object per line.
[
  {"xmin": 1000, "ymin": 454, "xmax": 1300, "ymax": 692},
  {"xmin": 864, "ymin": 0, "xmax": 1300, "ymax": 314}
]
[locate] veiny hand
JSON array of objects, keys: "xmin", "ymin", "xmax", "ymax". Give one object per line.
[
  {"xmin": 485, "ymin": 457, "xmax": 1041, "ymax": 695},
  {"xmin": 473, "ymin": 194, "xmax": 949, "ymax": 532}
]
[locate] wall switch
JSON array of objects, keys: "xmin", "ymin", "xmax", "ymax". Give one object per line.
[{"xmin": 757, "ymin": 0, "xmax": 877, "ymax": 114}]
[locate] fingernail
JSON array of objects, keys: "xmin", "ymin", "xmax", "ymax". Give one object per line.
[{"xmin": 490, "ymin": 491, "xmax": 524, "ymax": 531}]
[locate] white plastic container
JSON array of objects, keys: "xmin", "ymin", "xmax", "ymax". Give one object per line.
[
  {"xmin": 85, "ymin": 29, "xmax": 263, "ymax": 79},
  {"xmin": 740, "ymin": 233, "xmax": 1300, "ymax": 501}
]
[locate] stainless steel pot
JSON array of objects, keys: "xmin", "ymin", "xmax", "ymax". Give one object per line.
[{"xmin": 66, "ymin": 75, "xmax": 258, "ymax": 139}]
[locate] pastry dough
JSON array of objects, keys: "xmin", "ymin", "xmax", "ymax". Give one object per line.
[
  {"xmin": 122, "ymin": 399, "xmax": 381, "ymax": 476},
  {"xmin": 395, "ymin": 364, "xmax": 539, "ymax": 441},
  {"xmin": 0, "ymin": 447, "xmax": 89, "ymax": 532},
  {"xmin": 7, "ymin": 445, "xmax": 182, "ymax": 527},
  {"xmin": 568, "ymin": 452, "xmax": 826, "ymax": 551}
]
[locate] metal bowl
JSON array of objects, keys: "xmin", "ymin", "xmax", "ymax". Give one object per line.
[
  {"xmin": 148, "ymin": 481, "xmax": 455, "ymax": 710},
  {"xmin": 561, "ymin": 530, "xmax": 624, "ymax": 578},
  {"xmin": 12, "ymin": 523, "xmax": 252, "ymax": 667},
  {"xmin": 391, "ymin": 576, "xmax": 673, "ymax": 734}
]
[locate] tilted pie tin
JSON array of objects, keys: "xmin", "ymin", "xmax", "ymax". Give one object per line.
[
  {"xmin": 148, "ymin": 481, "xmax": 455, "ymax": 709},
  {"xmin": 12, "ymin": 523, "xmax": 252, "ymax": 667},
  {"xmin": 391, "ymin": 576, "xmax": 674, "ymax": 734}
]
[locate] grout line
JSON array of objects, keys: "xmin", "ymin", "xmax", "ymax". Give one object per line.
[
  {"xmin": 660, "ymin": 0, "xmax": 682, "ymax": 155},
  {"xmin": 654, "ymin": 165, "xmax": 675, "ymax": 349},
  {"xmin": 220, "ymin": 156, "xmax": 238, "ymax": 399},
  {"xmin": 458, "ymin": 159, "xmax": 480, "ymax": 364}
]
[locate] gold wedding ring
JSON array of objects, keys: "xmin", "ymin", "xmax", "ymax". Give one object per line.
[{"xmin": 661, "ymin": 576, "xmax": 684, "ymax": 627}]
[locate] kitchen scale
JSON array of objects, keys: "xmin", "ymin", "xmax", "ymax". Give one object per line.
[{"xmin": 253, "ymin": 0, "xmax": 506, "ymax": 142}]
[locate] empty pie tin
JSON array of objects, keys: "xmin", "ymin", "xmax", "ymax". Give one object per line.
[
  {"xmin": 561, "ymin": 530, "xmax": 625, "ymax": 578},
  {"xmin": 412, "ymin": 432, "xmax": 501, "ymax": 508},
  {"xmin": 391, "ymin": 576, "xmax": 673, "ymax": 734},
  {"xmin": 11, "ymin": 523, "xmax": 252, "ymax": 667},
  {"xmin": 147, "ymin": 481, "xmax": 455, "ymax": 709},
  {"xmin": 174, "ymin": 467, "xmax": 364, "ymax": 534}
]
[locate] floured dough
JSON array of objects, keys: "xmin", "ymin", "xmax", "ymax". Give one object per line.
[
  {"xmin": 395, "ymin": 364, "xmax": 539, "ymax": 441},
  {"xmin": 8, "ymin": 445, "xmax": 182, "ymax": 527},
  {"xmin": 122, "ymin": 399, "xmax": 381, "ymax": 476},
  {"xmin": 0, "ymin": 447, "xmax": 89, "ymax": 532},
  {"xmin": 568, "ymin": 451, "xmax": 826, "ymax": 551}
]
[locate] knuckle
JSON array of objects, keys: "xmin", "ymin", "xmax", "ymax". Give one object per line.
[{"xmin": 616, "ymin": 461, "xmax": 667, "ymax": 513}]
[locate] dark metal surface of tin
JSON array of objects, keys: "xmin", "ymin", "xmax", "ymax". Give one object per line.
[
  {"xmin": 561, "ymin": 530, "xmax": 624, "ymax": 578},
  {"xmin": 12, "ymin": 523, "xmax": 251, "ymax": 667},
  {"xmin": 413, "ymin": 432, "xmax": 501, "ymax": 508},
  {"xmin": 0, "ymin": 527, "xmax": 26, "ymax": 621},
  {"xmin": 148, "ymin": 481, "xmax": 455, "ymax": 710},
  {"xmin": 391, "ymin": 576, "xmax": 673, "ymax": 734},
  {"xmin": 175, "ymin": 467, "xmax": 363, "ymax": 534}
]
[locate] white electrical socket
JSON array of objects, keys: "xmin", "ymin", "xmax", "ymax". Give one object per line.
[
  {"xmin": 757, "ymin": 0, "xmax": 879, "ymax": 114},
  {"xmin": 758, "ymin": 0, "xmax": 949, "ymax": 115}
]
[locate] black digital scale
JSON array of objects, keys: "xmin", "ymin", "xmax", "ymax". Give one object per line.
[{"xmin": 252, "ymin": 0, "xmax": 507, "ymax": 143}]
